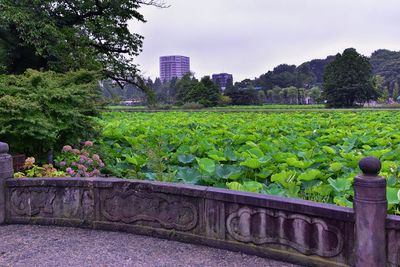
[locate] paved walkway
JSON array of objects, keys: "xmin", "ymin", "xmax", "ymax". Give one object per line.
[{"xmin": 0, "ymin": 225, "xmax": 302, "ymax": 267}]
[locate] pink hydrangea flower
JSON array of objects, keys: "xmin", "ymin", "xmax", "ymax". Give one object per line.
[
  {"xmin": 79, "ymin": 155, "xmax": 88, "ymax": 163},
  {"xmin": 66, "ymin": 167, "xmax": 75, "ymax": 176},
  {"xmin": 62, "ymin": 145, "xmax": 72, "ymax": 152},
  {"xmin": 92, "ymin": 154, "xmax": 100, "ymax": 161},
  {"xmin": 72, "ymin": 149, "xmax": 80, "ymax": 155},
  {"xmin": 78, "ymin": 164, "xmax": 87, "ymax": 171},
  {"xmin": 84, "ymin": 141, "xmax": 94, "ymax": 147}
]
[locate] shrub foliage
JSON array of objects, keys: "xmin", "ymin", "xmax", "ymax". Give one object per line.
[{"xmin": 0, "ymin": 70, "xmax": 104, "ymax": 159}]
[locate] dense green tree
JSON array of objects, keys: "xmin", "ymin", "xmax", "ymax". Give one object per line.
[
  {"xmin": 176, "ymin": 74, "xmax": 198, "ymax": 105},
  {"xmin": 323, "ymin": 48, "xmax": 379, "ymax": 108},
  {"xmin": 224, "ymin": 86, "xmax": 260, "ymax": 105},
  {"xmin": 152, "ymin": 77, "xmax": 178, "ymax": 104},
  {"xmin": 265, "ymin": 85, "xmax": 312, "ymax": 104},
  {"xmin": 370, "ymin": 49, "xmax": 400, "ymax": 91},
  {"xmin": 245, "ymin": 63, "xmax": 318, "ymax": 91},
  {"xmin": 271, "ymin": 87, "xmax": 282, "ymax": 103},
  {"xmin": 266, "ymin": 90, "xmax": 273, "ymax": 101},
  {"xmin": 297, "ymin": 88, "xmax": 307, "ymax": 104},
  {"xmin": 196, "ymin": 76, "xmax": 221, "ymax": 107},
  {"xmin": 0, "ymin": 0, "xmax": 166, "ymax": 98},
  {"xmin": 299, "ymin": 56, "xmax": 335, "ymax": 84},
  {"xmin": 153, "ymin": 78, "xmax": 163, "ymax": 92},
  {"xmin": 295, "ymin": 64, "xmax": 316, "ymax": 88},
  {"xmin": 393, "ymin": 81, "xmax": 400, "ymax": 101},
  {"xmin": 175, "ymin": 75, "xmax": 220, "ymax": 107},
  {"xmin": 0, "ymin": 23, "xmax": 49, "ymax": 74},
  {"xmin": 256, "ymin": 64, "xmax": 298, "ymax": 89},
  {"xmin": 308, "ymin": 86, "xmax": 322, "ymax": 103},
  {"xmin": 372, "ymin": 75, "xmax": 385, "ymax": 93},
  {"xmin": 167, "ymin": 77, "xmax": 179, "ymax": 103},
  {"xmin": 280, "ymin": 88, "xmax": 288, "ymax": 102},
  {"xmin": 234, "ymin": 79, "xmax": 254, "ymax": 89},
  {"xmin": 100, "ymin": 78, "xmax": 148, "ymax": 103},
  {"xmin": 286, "ymin": 86, "xmax": 298, "ymax": 104},
  {"xmin": 257, "ymin": 90, "xmax": 266, "ymax": 103},
  {"xmin": 100, "ymin": 80, "xmax": 123, "ymax": 101},
  {"xmin": 372, "ymin": 75, "xmax": 386, "ymax": 103},
  {"xmin": 378, "ymin": 86, "xmax": 390, "ymax": 103}
]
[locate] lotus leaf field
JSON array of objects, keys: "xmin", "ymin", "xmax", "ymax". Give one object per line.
[{"xmin": 100, "ymin": 111, "xmax": 400, "ymax": 214}]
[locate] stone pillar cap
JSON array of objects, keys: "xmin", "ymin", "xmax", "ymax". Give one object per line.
[
  {"xmin": 359, "ymin": 156, "xmax": 381, "ymax": 176},
  {"xmin": 0, "ymin": 142, "xmax": 9, "ymax": 154}
]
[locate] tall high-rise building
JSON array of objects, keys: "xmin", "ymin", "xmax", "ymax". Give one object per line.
[
  {"xmin": 212, "ymin": 73, "xmax": 233, "ymax": 90},
  {"xmin": 160, "ymin": 55, "xmax": 190, "ymax": 82}
]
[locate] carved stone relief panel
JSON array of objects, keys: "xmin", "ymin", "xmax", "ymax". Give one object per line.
[
  {"xmin": 9, "ymin": 187, "xmax": 94, "ymax": 222},
  {"xmin": 10, "ymin": 188, "xmax": 56, "ymax": 216},
  {"xmin": 226, "ymin": 206, "xmax": 344, "ymax": 258},
  {"xmin": 100, "ymin": 188, "xmax": 199, "ymax": 232}
]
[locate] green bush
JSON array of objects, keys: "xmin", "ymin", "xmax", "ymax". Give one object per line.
[{"xmin": 0, "ymin": 69, "xmax": 104, "ymax": 160}]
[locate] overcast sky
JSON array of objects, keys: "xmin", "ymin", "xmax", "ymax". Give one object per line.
[{"xmin": 129, "ymin": 0, "xmax": 400, "ymax": 82}]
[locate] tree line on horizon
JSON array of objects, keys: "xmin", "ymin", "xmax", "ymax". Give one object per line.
[
  {"xmin": 236, "ymin": 49, "xmax": 400, "ymax": 92},
  {"xmin": 104, "ymin": 48, "xmax": 400, "ymax": 107}
]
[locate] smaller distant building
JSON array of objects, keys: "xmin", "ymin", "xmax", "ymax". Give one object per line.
[{"xmin": 212, "ymin": 73, "xmax": 233, "ymax": 90}]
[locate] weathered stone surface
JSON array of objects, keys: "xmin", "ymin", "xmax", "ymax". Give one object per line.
[
  {"xmin": 8, "ymin": 187, "xmax": 94, "ymax": 224},
  {"xmin": 386, "ymin": 215, "xmax": 400, "ymax": 266},
  {"xmin": 10, "ymin": 188, "xmax": 56, "ymax": 216},
  {"xmin": 354, "ymin": 172, "xmax": 387, "ymax": 267},
  {"xmin": 99, "ymin": 187, "xmax": 198, "ymax": 231},
  {"xmin": 0, "ymin": 144, "xmax": 13, "ymax": 224},
  {"xmin": 4, "ymin": 177, "xmax": 354, "ymax": 266},
  {"xmin": 204, "ymin": 199, "xmax": 225, "ymax": 239},
  {"xmin": 226, "ymin": 206, "xmax": 344, "ymax": 257},
  {"xmin": 0, "ymin": 154, "xmax": 13, "ymax": 180},
  {"xmin": 358, "ymin": 156, "xmax": 381, "ymax": 176},
  {"xmin": 0, "ymin": 142, "xmax": 9, "ymax": 154},
  {"xmin": 205, "ymin": 187, "xmax": 354, "ymax": 222}
]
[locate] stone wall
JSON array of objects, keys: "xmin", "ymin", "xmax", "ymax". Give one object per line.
[
  {"xmin": 5, "ymin": 178, "xmax": 354, "ymax": 267},
  {"xmin": 386, "ymin": 215, "xmax": 400, "ymax": 267}
]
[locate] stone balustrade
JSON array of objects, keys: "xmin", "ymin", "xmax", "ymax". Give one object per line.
[{"xmin": 0, "ymin": 142, "xmax": 395, "ymax": 267}]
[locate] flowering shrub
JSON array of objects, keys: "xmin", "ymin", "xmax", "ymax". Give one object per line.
[
  {"xmin": 56, "ymin": 141, "xmax": 105, "ymax": 177},
  {"xmin": 14, "ymin": 157, "xmax": 67, "ymax": 178}
]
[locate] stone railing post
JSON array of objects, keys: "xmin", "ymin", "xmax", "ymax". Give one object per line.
[
  {"xmin": 0, "ymin": 142, "xmax": 13, "ymax": 224},
  {"xmin": 354, "ymin": 156, "xmax": 387, "ymax": 267}
]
